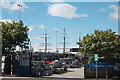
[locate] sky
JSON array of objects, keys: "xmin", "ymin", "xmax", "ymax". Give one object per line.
[{"xmin": 0, "ymin": 0, "xmax": 119, "ymax": 52}]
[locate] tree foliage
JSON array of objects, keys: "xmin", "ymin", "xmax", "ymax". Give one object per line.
[
  {"xmin": 0, "ymin": 21, "xmax": 30, "ymax": 55},
  {"xmin": 77, "ymin": 29, "xmax": 120, "ymax": 57}
]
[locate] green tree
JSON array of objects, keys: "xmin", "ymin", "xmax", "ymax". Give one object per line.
[
  {"xmin": 0, "ymin": 20, "xmax": 30, "ymax": 56},
  {"xmin": 77, "ymin": 29, "xmax": 120, "ymax": 78},
  {"xmin": 0, "ymin": 20, "xmax": 30, "ymax": 74}
]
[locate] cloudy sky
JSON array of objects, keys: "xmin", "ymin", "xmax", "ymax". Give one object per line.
[{"xmin": 0, "ymin": 0, "xmax": 119, "ymax": 52}]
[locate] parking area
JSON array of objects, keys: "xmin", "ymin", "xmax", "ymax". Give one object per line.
[{"xmin": 44, "ymin": 67, "xmax": 84, "ymax": 79}]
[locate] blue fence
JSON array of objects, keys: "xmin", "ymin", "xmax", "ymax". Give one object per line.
[
  {"xmin": 85, "ymin": 62, "xmax": 115, "ymax": 69},
  {"xmin": 19, "ymin": 66, "xmax": 30, "ymax": 76}
]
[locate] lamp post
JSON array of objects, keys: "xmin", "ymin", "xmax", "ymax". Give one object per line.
[
  {"xmin": 29, "ymin": 42, "xmax": 33, "ymax": 76},
  {"xmin": 17, "ymin": 4, "xmax": 22, "ymax": 21},
  {"xmin": 15, "ymin": 4, "xmax": 22, "ymax": 76},
  {"xmin": 94, "ymin": 54, "xmax": 98, "ymax": 80},
  {"xmin": 17, "ymin": 4, "xmax": 22, "ymax": 51}
]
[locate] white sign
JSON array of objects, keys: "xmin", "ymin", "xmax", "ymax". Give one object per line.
[{"xmin": 15, "ymin": 55, "xmax": 20, "ymax": 60}]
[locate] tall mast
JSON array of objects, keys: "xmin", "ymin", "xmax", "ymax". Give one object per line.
[
  {"xmin": 59, "ymin": 27, "xmax": 68, "ymax": 53},
  {"xmin": 39, "ymin": 30, "xmax": 52, "ymax": 53},
  {"xmin": 56, "ymin": 31, "xmax": 58, "ymax": 53},
  {"xmin": 63, "ymin": 27, "xmax": 66, "ymax": 53},
  {"xmin": 45, "ymin": 30, "xmax": 47, "ymax": 53},
  {"xmin": 79, "ymin": 33, "xmax": 81, "ymax": 42},
  {"xmin": 79, "ymin": 33, "xmax": 81, "ymax": 52}
]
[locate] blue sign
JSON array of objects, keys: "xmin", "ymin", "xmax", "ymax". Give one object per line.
[
  {"xmin": 19, "ymin": 66, "xmax": 30, "ymax": 76},
  {"xmin": 90, "ymin": 62, "xmax": 114, "ymax": 69},
  {"xmin": 85, "ymin": 64, "xmax": 89, "ymax": 67}
]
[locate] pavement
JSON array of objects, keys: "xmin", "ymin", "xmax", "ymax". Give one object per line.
[
  {"xmin": 0, "ymin": 77, "xmax": 117, "ymax": 80},
  {"xmin": 44, "ymin": 67, "xmax": 84, "ymax": 79},
  {"xmin": 0, "ymin": 67, "xmax": 119, "ymax": 80}
]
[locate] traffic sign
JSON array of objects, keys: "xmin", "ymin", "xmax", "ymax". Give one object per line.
[
  {"xmin": 94, "ymin": 54, "xmax": 98, "ymax": 61},
  {"xmin": 16, "ymin": 51, "xmax": 19, "ymax": 54},
  {"xmin": 15, "ymin": 51, "xmax": 20, "ymax": 60},
  {"xmin": 15, "ymin": 55, "xmax": 20, "ymax": 60}
]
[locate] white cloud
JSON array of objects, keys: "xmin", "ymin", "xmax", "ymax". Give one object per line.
[
  {"xmin": 96, "ymin": 8, "xmax": 106, "ymax": 12},
  {"xmin": 45, "ymin": 0, "xmax": 65, "ymax": 2},
  {"xmin": 48, "ymin": 3, "xmax": 88, "ymax": 19},
  {"xmin": 28, "ymin": 27, "xmax": 33, "ymax": 32},
  {"xmin": 0, "ymin": 0, "xmax": 28, "ymax": 11},
  {"xmin": 109, "ymin": 5, "xmax": 118, "ymax": 20},
  {"xmin": 0, "ymin": 19, "xmax": 13, "ymax": 23},
  {"xmin": 39, "ymin": 25, "xmax": 46, "ymax": 29},
  {"xmin": 28, "ymin": 26, "xmax": 35, "ymax": 32},
  {"xmin": 96, "ymin": 25, "xmax": 109, "ymax": 27},
  {"xmin": 53, "ymin": 27, "xmax": 60, "ymax": 31},
  {"xmin": 32, "ymin": 44, "xmax": 40, "ymax": 51},
  {"xmin": 33, "ymin": 37, "xmax": 42, "ymax": 40}
]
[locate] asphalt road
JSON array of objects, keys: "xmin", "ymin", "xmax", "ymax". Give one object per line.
[
  {"xmin": 0, "ymin": 68, "xmax": 84, "ymax": 80},
  {"xmin": 44, "ymin": 67, "xmax": 84, "ymax": 79},
  {"xmin": 1, "ymin": 77, "xmax": 116, "ymax": 80},
  {"xmin": 0, "ymin": 67, "xmax": 117, "ymax": 80},
  {"xmin": 1, "ymin": 77, "xmax": 80, "ymax": 80}
]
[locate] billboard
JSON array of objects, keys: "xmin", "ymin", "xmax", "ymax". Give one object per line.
[{"xmin": 89, "ymin": 62, "xmax": 114, "ymax": 69}]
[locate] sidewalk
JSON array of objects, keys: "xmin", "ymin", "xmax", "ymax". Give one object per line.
[
  {"xmin": 0, "ymin": 76, "xmax": 118, "ymax": 80},
  {"xmin": 81, "ymin": 78, "xmax": 114, "ymax": 80},
  {"xmin": 0, "ymin": 75, "xmax": 119, "ymax": 80},
  {"xmin": 0, "ymin": 67, "xmax": 119, "ymax": 80},
  {"xmin": 44, "ymin": 68, "xmax": 84, "ymax": 79},
  {"xmin": 1, "ymin": 75, "xmax": 118, "ymax": 80}
]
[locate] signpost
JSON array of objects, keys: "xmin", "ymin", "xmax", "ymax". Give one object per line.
[
  {"xmin": 15, "ymin": 55, "xmax": 20, "ymax": 60},
  {"xmin": 94, "ymin": 54, "xmax": 98, "ymax": 61},
  {"xmin": 19, "ymin": 51, "xmax": 30, "ymax": 76},
  {"xmin": 15, "ymin": 51, "xmax": 20, "ymax": 60},
  {"xmin": 15, "ymin": 51, "xmax": 20, "ymax": 75},
  {"xmin": 94, "ymin": 54, "xmax": 98, "ymax": 80}
]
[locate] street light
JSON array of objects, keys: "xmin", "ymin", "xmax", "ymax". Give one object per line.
[
  {"xmin": 29, "ymin": 42, "xmax": 33, "ymax": 76},
  {"xmin": 17, "ymin": 4, "xmax": 22, "ymax": 51}
]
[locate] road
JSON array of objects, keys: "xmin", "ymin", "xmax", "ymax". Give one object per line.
[
  {"xmin": 1, "ymin": 67, "xmax": 84, "ymax": 80},
  {"xmin": 0, "ymin": 77, "xmax": 114, "ymax": 80},
  {"xmin": 1, "ymin": 77, "xmax": 81, "ymax": 80},
  {"xmin": 0, "ymin": 67, "xmax": 116, "ymax": 80},
  {"xmin": 44, "ymin": 67, "xmax": 84, "ymax": 79}
]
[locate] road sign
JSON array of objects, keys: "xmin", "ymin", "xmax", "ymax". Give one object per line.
[
  {"xmin": 94, "ymin": 54, "xmax": 98, "ymax": 61},
  {"xmin": 16, "ymin": 51, "xmax": 19, "ymax": 54},
  {"xmin": 94, "ymin": 54, "xmax": 98, "ymax": 80},
  {"xmin": 20, "ymin": 51, "xmax": 30, "ymax": 66},
  {"xmin": 15, "ymin": 51, "xmax": 20, "ymax": 60},
  {"xmin": 15, "ymin": 54, "xmax": 20, "ymax": 60}
]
